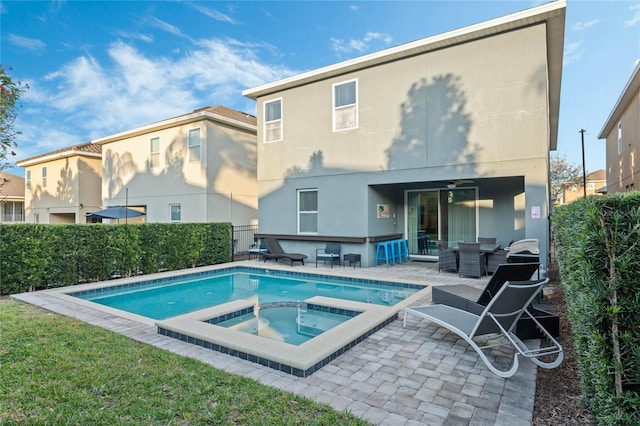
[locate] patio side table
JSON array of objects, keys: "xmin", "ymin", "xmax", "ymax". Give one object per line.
[{"xmin": 343, "ymin": 253, "xmax": 361, "ymax": 268}]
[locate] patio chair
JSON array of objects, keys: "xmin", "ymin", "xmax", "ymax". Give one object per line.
[
  {"xmin": 487, "ymin": 249, "xmax": 508, "ymax": 274},
  {"xmin": 437, "ymin": 240, "xmax": 457, "ymax": 273},
  {"xmin": 316, "ymin": 243, "xmax": 341, "ymax": 268},
  {"xmin": 262, "ymin": 238, "xmax": 308, "ymax": 265},
  {"xmin": 248, "ymin": 239, "xmax": 269, "ymax": 261},
  {"xmin": 403, "ymin": 278, "xmax": 563, "ymax": 378},
  {"xmin": 431, "ymin": 262, "xmax": 559, "ymax": 339},
  {"xmin": 458, "ymin": 242, "xmax": 487, "ymax": 278}
]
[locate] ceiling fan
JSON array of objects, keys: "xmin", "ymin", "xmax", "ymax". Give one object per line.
[{"xmin": 446, "ymin": 179, "xmax": 474, "ymax": 189}]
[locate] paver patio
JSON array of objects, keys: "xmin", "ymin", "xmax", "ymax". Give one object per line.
[{"xmin": 12, "ymin": 259, "xmax": 538, "ymax": 426}]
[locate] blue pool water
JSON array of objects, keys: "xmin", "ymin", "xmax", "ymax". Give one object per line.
[
  {"xmin": 214, "ymin": 304, "xmax": 357, "ymax": 345},
  {"xmin": 73, "ymin": 267, "xmax": 421, "ymax": 321}
]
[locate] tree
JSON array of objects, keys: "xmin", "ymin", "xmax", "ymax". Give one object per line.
[
  {"xmin": 550, "ymin": 153, "xmax": 582, "ymax": 201},
  {"xmin": 1, "ymin": 65, "xmax": 28, "ymax": 176}
]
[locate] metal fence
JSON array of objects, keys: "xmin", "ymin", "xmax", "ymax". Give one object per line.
[{"xmin": 232, "ymin": 224, "xmax": 259, "ymax": 260}]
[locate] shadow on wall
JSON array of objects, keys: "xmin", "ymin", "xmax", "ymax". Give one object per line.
[
  {"xmin": 103, "ymin": 127, "xmax": 257, "ymax": 223},
  {"xmin": 260, "ymin": 73, "xmax": 480, "ymax": 235}
]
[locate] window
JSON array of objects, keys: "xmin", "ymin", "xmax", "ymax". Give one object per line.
[
  {"xmin": 297, "ymin": 189, "xmax": 318, "ymax": 234},
  {"xmin": 41, "ymin": 167, "xmax": 47, "ymax": 188},
  {"xmin": 264, "ymin": 98, "xmax": 282, "ymax": 143},
  {"xmin": 188, "ymin": 128, "xmax": 201, "ymax": 162},
  {"xmin": 170, "ymin": 204, "xmax": 181, "ymax": 222},
  {"xmin": 586, "ymin": 182, "xmax": 595, "ymax": 190},
  {"xmin": 333, "ymin": 79, "xmax": 358, "ymax": 131},
  {"xmin": 150, "ymin": 137, "xmax": 160, "ymax": 168},
  {"xmin": 26, "ymin": 170, "xmax": 31, "ymax": 190},
  {"xmin": 617, "ymin": 122, "xmax": 623, "ymax": 155}
]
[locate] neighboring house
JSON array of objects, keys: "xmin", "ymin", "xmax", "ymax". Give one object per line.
[
  {"xmin": 557, "ymin": 169, "xmax": 606, "ymax": 205},
  {"xmin": 92, "ymin": 106, "xmax": 258, "ymax": 227},
  {"xmin": 16, "ymin": 143, "xmax": 102, "ymax": 224},
  {"xmin": 0, "ymin": 171, "xmax": 25, "ymax": 223},
  {"xmin": 598, "ymin": 62, "xmax": 640, "ymax": 193},
  {"xmin": 243, "ymin": 1, "xmax": 566, "ymax": 267}
]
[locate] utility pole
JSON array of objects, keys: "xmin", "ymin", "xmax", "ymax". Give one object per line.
[{"xmin": 579, "ymin": 129, "xmax": 587, "ymax": 198}]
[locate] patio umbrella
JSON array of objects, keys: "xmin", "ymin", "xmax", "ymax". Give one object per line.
[{"xmin": 86, "ymin": 206, "xmax": 145, "ymax": 220}]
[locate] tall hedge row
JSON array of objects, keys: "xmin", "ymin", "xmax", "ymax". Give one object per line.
[
  {"xmin": 552, "ymin": 192, "xmax": 640, "ymax": 424},
  {"xmin": 0, "ymin": 222, "xmax": 232, "ymax": 296}
]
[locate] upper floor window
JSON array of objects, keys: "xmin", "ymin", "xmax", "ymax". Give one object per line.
[
  {"xmin": 41, "ymin": 167, "xmax": 47, "ymax": 188},
  {"xmin": 189, "ymin": 128, "xmax": 201, "ymax": 162},
  {"xmin": 26, "ymin": 170, "xmax": 31, "ymax": 190},
  {"xmin": 333, "ymin": 79, "xmax": 358, "ymax": 131},
  {"xmin": 150, "ymin": 137, "xmax": 160, "ymax": 168},
  {"xmin": 617, "ymin": 122, "xmax": 623, "ymax": 155},
  {"xmin": 170, "ymin": 203, "xmax": 181, "ymax": 222},
  {"xmin": 264, "ymin": 98, "xmax": 283, "ymax": 143},
  {"xmin": 297, "ymin": 189, "xmax": 318, "ymax": 234}
]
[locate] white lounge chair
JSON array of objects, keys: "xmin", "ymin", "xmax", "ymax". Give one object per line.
[{"xmin": 403, "ymin": 278, "xmax": 563, "ymax": 378}]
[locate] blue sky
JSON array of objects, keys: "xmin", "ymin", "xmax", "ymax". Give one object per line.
[{"xmin": 2, "ymin": 0, "xmax": 639, "ymax": 176}]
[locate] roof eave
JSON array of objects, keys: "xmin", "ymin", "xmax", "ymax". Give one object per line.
[
  {"xmin": 92, "ymin": 110, "xmax": 256, "ymax": 145},
  {"xmin": 598, "ymin": 62, "xmax": 640, "ymax": 139},
  {"xmin": 242, "ymin": 1, "xmax": 565, "ymax": 150},
  {"xmin": 16, "ymin": 151, "xmax": 102, "ymax": 168},
  {"xmin": 243, "ymin": 1, "xmax": 566, "ymax": 101}
]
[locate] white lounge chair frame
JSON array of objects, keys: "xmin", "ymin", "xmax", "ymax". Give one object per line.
[{"xmin": 403, "ymin": 278, "xmax": 563, "ymax": 378}]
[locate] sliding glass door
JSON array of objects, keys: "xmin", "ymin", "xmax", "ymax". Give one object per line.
[{"xmin": 406, "ymin": 188, "xmax": 477, "ymax": 256}]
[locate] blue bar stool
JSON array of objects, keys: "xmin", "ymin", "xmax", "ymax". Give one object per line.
[
  {"xmin": 391, "ymin": 239, "xmax": 403, "ymax": 264},
  {"xmin": 398, "ymin": 239, "xmax": 409, "ymax": 262},
  {"xmin": 376, "ymin": 241, "xmax": 393, "ymax": 267}
]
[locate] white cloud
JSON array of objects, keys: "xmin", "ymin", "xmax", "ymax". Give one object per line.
[
  {"xmin": 563, "ymin": 41, "xmax": 583, "ymax": 66},
  {"xmin": 149, "ymin": 17, "xmax": 189, "ymax": 39},
  {"xmin": 572, "ymin": 19, "xmax": 599, "ymax": 31},
  {"xmin": 19, "ymin": 37, "xmax": 297, "ymax": 149},
  {"xmin": 331, "ymin": 32, "xmax": 393, "ymax": 56},
  {"xmin": 624, "ymin": 3, "xmax": 640, "ymax": 28},
  {"xmin": 190, "ymin": 3, "xmax": 238, "ymax": 24},
  {"xmin": 6, "ymin": 33, "xmax": 46, "ymax": 52}
]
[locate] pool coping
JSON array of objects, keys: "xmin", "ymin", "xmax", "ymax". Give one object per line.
[{"xmin": 41, "ymin": 263, "xmax": 430, "ymax": 377}]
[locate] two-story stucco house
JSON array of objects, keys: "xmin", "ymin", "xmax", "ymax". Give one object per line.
[
  {"xmin": 557, "ymin": 169, "xmax": 606, "ymax": 205},
  {"xmin": 92, "ymin": 106, "xmax": 258, "ymax": 226},
  {"xmin": 598, "ymin": 63, "xmax": 639, "ymax": 193},
  {"xmin": 17, "ymin": 142, "xmax": 102, "ymax": 223},
  {"xmin": 243, "ymin": 1, "xmax": 566, "ymax": 267},
  {"xmin": 0, "ymin": 171, "xmax": 26, "ymax": 223}
]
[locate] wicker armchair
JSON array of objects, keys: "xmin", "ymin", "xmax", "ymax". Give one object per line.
[
  {"xmin": 458, "ymin": 242, "xmax": 487, "ymax": 278},
  {"xmin": 437, "ymin": 240, "xmax": 457, "ymax": 273},
  {"xmin": 487, "ymin": 249, "xmax": 508, "ymax": 274}
]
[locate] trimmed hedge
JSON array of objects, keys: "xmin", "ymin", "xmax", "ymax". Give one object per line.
[
  {"xmin": 0, "ymin": 222, "xmax": 232, "ymax": 296},
  {"xmin": 552, "ymin": 192, "xmax": 640, "ymax": 425}
]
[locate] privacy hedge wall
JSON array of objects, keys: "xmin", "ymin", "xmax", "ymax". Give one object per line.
[
  {"xmin": 552, "ymin": 192, "xmax": 640, "ymax": 425},
  {"xmin": 0, "ymin": 222, "xmax": 232, "ymax": 296}
]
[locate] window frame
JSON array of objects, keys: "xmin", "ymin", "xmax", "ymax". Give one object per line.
[
  {"xmin": 169, "ymin": 203, "xmax": 182, "ymax": 222},
  {"xmin": 332, "ymin": 79, "xmax": 358, "ymax": 132},
  {"xmin": 26, "ymin": 170, "xmax": 31, "ymax": 190},
  {"xmin": 263, "ymin": 98, "xmax": 283, "ymax": 143},
  {"xmin": 297, "ymin": 188, "xmax": 318, "ymax": 235},
  {"xmin": 150, "ymin": 137, "xmax": 160, "ymax": 168},
  {"xmin": 41, "ymin": 167, "xmax": 47, "ymax": 188},
  {"xmin": 617, "ymin": 122, "xmax": 623, "ymax": 155},
  {"xmin": 188, "ymin": 128, "xmax": 201, "ymax": 162}
]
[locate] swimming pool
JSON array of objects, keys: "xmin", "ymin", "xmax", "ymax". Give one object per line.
[{"xmin": 59, "ymin": 265, "xmax": 429, "ymax": 376}]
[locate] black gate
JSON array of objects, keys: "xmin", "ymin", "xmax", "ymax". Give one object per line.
[{"xmin": 231, "ymin": 224, "xmax": 259, "ymax": 260}]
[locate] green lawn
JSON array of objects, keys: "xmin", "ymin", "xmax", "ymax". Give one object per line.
[{"xmin": 0, "ymin": 299, "xmax": 371, "ymax": 425}]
